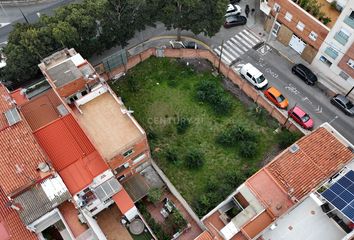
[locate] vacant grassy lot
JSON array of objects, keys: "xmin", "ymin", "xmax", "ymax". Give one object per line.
[{"xmin": 110, "ymin": 57, "xmax": 301, "ymax": 216}]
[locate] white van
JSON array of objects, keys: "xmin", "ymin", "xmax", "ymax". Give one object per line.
[{"xmin": 240, "ymin": 63, "xmax": 268, "ymax": 89}]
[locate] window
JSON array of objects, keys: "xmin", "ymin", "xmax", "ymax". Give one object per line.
[
  {"xmin": 132, "ymin": 153, "xmax": 146, "ymax": 165},
  {"xmin": 324, "ymin": 47, "xmax": 339, "ymax": 59},
  {"xmin": 273, "ymin": 3, "xmax": 280, "ymax": 12},
  {"xmin": 123, "ymin": 149, "xmax": 134, "ymax": 158},
  {"xmin": 296, "ymin": 21, "xmax": 305, "ymax": 31},
  {"xmin": 339, "ymin": 71, "xmax": 349, "ymax": 80},
  {"xmin": 334, "ymin": 28, "xmax": 351, "ymax": 45},
  {"xmin": 350, "ymin": 11, "xmax": 354, "ymax": 19},
  {"xmin": 309, "ymin": 31, "xmax": 318, "ymax": 41},
  {"xmin": 319, "ymin": 56, "xmax": 332, "ymax": 66},
  {"xmin": 285, "ymin": 12, "xmax": 292, "ymax": 22}
]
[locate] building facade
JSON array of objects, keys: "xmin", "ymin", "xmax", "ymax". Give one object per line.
[{"xmin": 312, "ymin": 1, "xmax": 354, "ymax": 98}]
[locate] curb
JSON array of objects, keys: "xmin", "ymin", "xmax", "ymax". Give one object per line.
[{"xmin": 147, "ymin": 35, "xmax": 212, "ymax": 51}]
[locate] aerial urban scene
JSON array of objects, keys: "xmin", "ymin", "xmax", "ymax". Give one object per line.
[{"xmin": 0, "ymin": 0, "xmax": 353, "ymax": 239}]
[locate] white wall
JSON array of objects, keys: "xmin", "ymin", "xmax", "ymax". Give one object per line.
[{"xmin": 312, "ymin": 1, "xmax": 354, "ymax": 97}]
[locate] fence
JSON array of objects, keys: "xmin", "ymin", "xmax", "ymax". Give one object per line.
[{"xmin": 96, "ymin": 47, "xmax": 303, "ymax": 134}]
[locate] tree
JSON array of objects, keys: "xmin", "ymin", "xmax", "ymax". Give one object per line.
[
  {"xmin": 100, "ymin": 0, "xmax": 156, "ymax": 49},
  {"xmin": 157, "ymin": 0, "xmax": 228, "ymax": 40}
]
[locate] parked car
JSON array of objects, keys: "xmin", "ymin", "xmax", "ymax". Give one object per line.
[
  {"xmin": 330, "ymin": 94, "xmax": 354, "ymax": 116},
  {"xmin": 291, "ymin": 63, "xmax": 318, "ymax": 85},
  {"xmin": 230, "ymin": 0, "xmax": 241, "ymax": 4},
  {"xmin": 288, "ymin": 106, "xmax": 314, "ymax": 130},
  {"xmin": 225, "ymin": 4, "xmax": 241, "ymax": 17},
  {"xmin": 224, "ymin": 15, "xmax": 247, "ymax": 28},
  {"xmin": 169, "ymin": 40, "xmax": 198, "ymax": 49},
  {"xmin": 240, "ymin": 63, "xmax": 268, "ymax": 89},
  {"xmin": 264, "ymin": 86, "xmax": 289, "ymax": 109}
]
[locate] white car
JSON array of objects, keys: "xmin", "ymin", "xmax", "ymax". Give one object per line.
[
  {"xmin": 240, "ymin": 63, "xmax": 268, "ymax": 89},
  {"xmin": 225, "ymin": 4, "xmax": 241, "ymax": 17}
]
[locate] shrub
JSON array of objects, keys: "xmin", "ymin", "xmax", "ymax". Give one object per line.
[
  {"xmin": 165, "ymin": 147, "xmax": 178, "ymax": 164},
  {"xmin": 239, "ymin": 141, "xmax": 257, "ymax": 158},
  {"xmin": 216, "ymin": 125, "xmax": 258, "ymax": 147},
  {"xmin": 147, "ymin": 128, "xmax": 157, "ymax": 141},
  {"xmin": 322, "ymin": 17, "xmax": 331, "ymax": 25},
  {"xmin": 196, "ymin": 80, "xmax": 232, "ymax": 115},
  {"xmin": 147, "ymin": 188, "xmax": 163, "ymax": 204},
  {"xmin": 216, "ymin": 131, "xmax": 234, "ymax": 147},
  {"xmin": 169, "ymin": 210, "xmax": 187, "ymax": 232},
  {"xmin": 184, "ymin": 149, "xmax": 204, "ymax": 169},
  {"xmin": 176, "ymin": 117, "xmax": 190, "ymax": 134},
  {"xmin": 277, "ymin": 129, "xmax": 303, "ymax": 149}
]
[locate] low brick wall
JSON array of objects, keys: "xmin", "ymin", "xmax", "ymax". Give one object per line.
[{"xmin": 98, "ymin": 47, "xmax": 303, "ymax": 134}]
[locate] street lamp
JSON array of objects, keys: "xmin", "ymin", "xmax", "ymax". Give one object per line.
[
  {"xmin": 345, "ymin": 85, "xmax": 354, "ymax": 98},
  {"xmin": 19, "ymin": 8, "xmax": 29, "ymax": 24},
  {"xmin": 217, "ymin": 40, "xmax": 224, "ymax": 73}
]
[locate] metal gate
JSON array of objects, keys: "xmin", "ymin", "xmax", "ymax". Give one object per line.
[{"xmin": 289, "ymin": 34, "xmax": 306, "ymax": 54}]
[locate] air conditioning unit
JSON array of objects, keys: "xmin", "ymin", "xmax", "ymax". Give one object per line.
[
  {"xmin": 123, "ymin": 162, "xmax": 130, "ymax": 168},
  {"xmin": 347, "ymin": 59, "xmax": 354, "ymax": 70}
]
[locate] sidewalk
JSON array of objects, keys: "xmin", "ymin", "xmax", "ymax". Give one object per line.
[{"xmin": 248, "ymin": 16, "xmax": 354, "ymax": 101}]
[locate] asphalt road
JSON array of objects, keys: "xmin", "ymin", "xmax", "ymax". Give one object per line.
[
  {"xmin": 0, "ymin": 0, "xmax": 77, "ymax": 43},
  {"xmin": 237, "ymin": 46, "xmax": 354, "ymax": 143}
]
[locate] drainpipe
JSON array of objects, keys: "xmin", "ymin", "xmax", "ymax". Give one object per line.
[{"xmin": 266, "ymin": 6, "xmax": 280, "ymax": 43}]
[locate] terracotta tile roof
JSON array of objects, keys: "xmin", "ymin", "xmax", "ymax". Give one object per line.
[
  {"xmin": 0, "ymin": 187, "xmax": 37, "ymax": 240},
  {"xmin": 112, "ymin": 188, "xmax": 134, "ymax": 214},
  {"xmin": 242, "ymin": 211, "xmax": 273, "ymax": 239},
  {"xmin": 10, "ymin": 89, "xmax": 28, "ymax": 106},
  {"xmin": 266, "ymin": 127, "xmax": 354, "ymax": 200},
  {"xmin": 246, "ymin": 169, "xmax": 294, "ymax": 217},
  {"xmin": 34, "ymin": 113, "xmax": 108, "ymax": 194},
  {"xmin": 21, "ymin": 89, "xmax": 63, "ymax": 131},
  {"xmin": 34, "ymin": 114, "xmax": 96, "ymax": 171},
  {"xmin": 194, "ymin": 231, "xmax": 214, "ymax": 240},
  {"xmin": 0, "ymin": 84, "xmax": 49, "ymax": 196},
  {"xmin": 59, "ymin": 153, "xmax": 108, "ymax": 194}
]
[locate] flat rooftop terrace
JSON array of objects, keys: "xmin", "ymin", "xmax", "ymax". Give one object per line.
[
  {"xmin": 261, "ymin": 195, "xmax": 346, "ymax": 240},
  {"xmin": 75, "ymin": 92, "xmax": 144, "ymax": 161}
]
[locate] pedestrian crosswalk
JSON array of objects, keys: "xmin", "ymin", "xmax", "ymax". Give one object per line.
[{"xmin": 214, "ymin": 29, "xmax": 262, "ymax": 65}]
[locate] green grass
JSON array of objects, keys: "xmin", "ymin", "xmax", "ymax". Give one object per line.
[{"xmin": 110, "ymin": 57, "xmax": 300, "ymax": 216}]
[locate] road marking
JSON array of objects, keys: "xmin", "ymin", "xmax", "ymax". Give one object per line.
[
  {"xmin": 229, "ymin": 37, "xmax": 247, "ymax": 52},
  {"xmin": 214, "ymin": 47, "xmax": 232, "ymax": 64},
  {"xmin": 238, "ymin": 31, "xmax": 256, "ymax": 46},
  {"xmin": 243, "ymin": 29, "xmax": 261, "ymax": 43},
  {"xmin": 223, "ymin": 43, "xmax": 240, "ymax": 58},
  {"xmin": 315, "ymin": 105, "xmax": 322, "ymax": 114},
  {"xmin": 235, "ymin": 35, "xmax": 252, "ymax": 49},
  {"xmin": 226, "ymin": 40, "xmax": 244, "ymax": 55}
]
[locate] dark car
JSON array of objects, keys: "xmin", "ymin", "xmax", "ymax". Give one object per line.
[
  {"xmin": 224, "ymin": 15, "xmax": 247, "ymax": 28},
  {"xmin": 291, "ymin": 64, "xmax": 318, "ymax": 85},
  {"xmin": 330, "ymin": 94, "xmax": 354, "ymax": 116}
]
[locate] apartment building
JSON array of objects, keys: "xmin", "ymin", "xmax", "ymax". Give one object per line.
[
  {"xmin": 312, "ymin": 1, "xmax": 354, "ymax": 99},
  {"xmin": 202, "ymin": 123, "xmax": 354, "ymax": 240},
  {"xmin": 262, "ymin": 0, "xmax": 343, "ymax": 63},
  {"xmin": 37, "ymin": 48, "xmax": 151, "ymax": 182}
]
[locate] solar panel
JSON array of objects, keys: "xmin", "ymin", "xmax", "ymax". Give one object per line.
[{"xmin": 322, "ymin": 170, "xmax": 354, "ymax": 221}]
